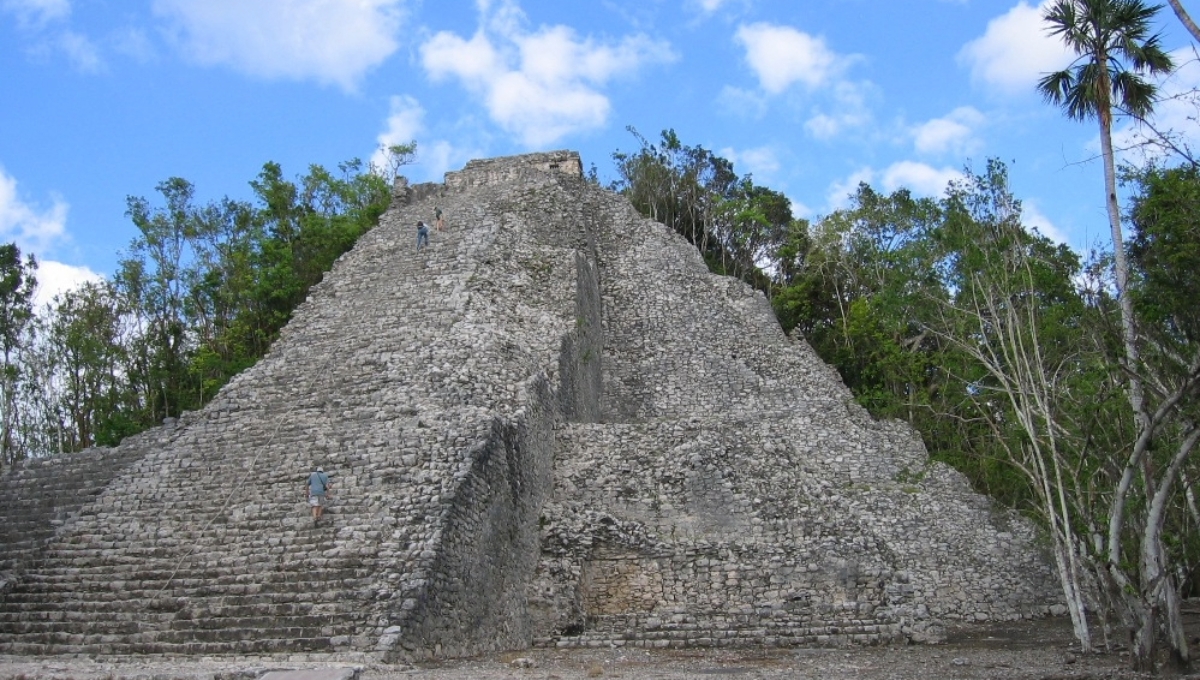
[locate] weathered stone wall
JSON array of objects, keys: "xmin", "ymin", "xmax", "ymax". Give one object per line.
[
  {"xmin": 445, "ymin": 151, "xmax": 582, "ymax": 191},
  {"xmin": 523, "ymin": 163, "xmax": 1058, "ymax": 647},
  {"xmin": 0, "ymin": 150, "xmax": 1059, "ymax": 661},
  {"xmin": 557, "ymin": 249, "xmax": 603, "ymax": 423},
  {"xmin": 0, "ymin": 428, "xmax": 164, "ymax": 580}
]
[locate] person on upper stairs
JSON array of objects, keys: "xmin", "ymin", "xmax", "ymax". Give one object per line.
[
  {"xmin": 306, "ymin": 466, "xmax": 332, "ymax": 524},
  {"xmin": 434, "ymin": 206, "xmax": 445, "ymax": 231},
  {"xmin": 416, "ymin": 220, "xmax": 430, "ymax": 250}
]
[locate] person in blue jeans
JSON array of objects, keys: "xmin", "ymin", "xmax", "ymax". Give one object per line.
[
  {"xmin": 306, "ymin": 466, "xmax": 332, "ymax": 524},
  {"xmin": 416, "ymin": 220, "xmax": 429, "ymax": 250}
]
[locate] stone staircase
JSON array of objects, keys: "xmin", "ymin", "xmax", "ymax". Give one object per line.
[
  {"xmin": 0, "ymin": 165, "xmax": 571, "ymax": 658},
  {"xmin": 0, "ymin": 435, "xmax": 153, "ymax": 580}
]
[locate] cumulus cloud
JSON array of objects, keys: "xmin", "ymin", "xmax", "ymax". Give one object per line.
[
  {"xmin": 731, "ymin": 22, "xmax": 872, "ymax": 139},
  {"xmin": 55, "ymin": 29, "xmax": 102, "ymax": 72},
  {"xmin": 913, "ymin": 106, "xmax": 986, "ymax": 157},
  {"xmin": 4, "ymin": 0, "xmax": 107, "ymax": 72},
  {"xmin": 2, "ymin": 0, "xmax": 69, "ymax": 28},
  {"xmin": 1021, "ymin": 200, "xmax": 1069, "ymax": 245},
  {"xmin": 789, "ymin": 197, "xmax": 814, "ymax": 220},
  {"xmin": 111, "ymin": 26, "xmax": 157, "ymax": 63},
  {"xmin": 0, "ymin": 166, "xmax": 68, "ymax": 256},
  {"xmin": 152, "ymin": 0, "xmax": 406, "ymax": 90},
  {"xmin": 722, "ymin": 145, "xmax": 781, "ymax": 179},
  {"xmin": 826, "ymin": 167, "xmax": 876, "ymax": 211},
  {"xmin": 371, "ymin": 95, "xmax": 425, "ymax": 171},
  {"xmin": 370, "ymin": 96, "xmax": 481, "ymax": 183},
  {"xmin": 716, "ymin": 85, "xmax": 769, "ymax": 118},
  {"xmin": 33, "ymin": 260, "xmax": 101, "ymax": 310},
  {"xmin": 690, "ymin": 0, "xmax": 736, "ymax": 13},
  {"xmin": 804, "ymin": 80, "xmax": 874, "ymax": 140},
  {"xmin": 882, "ymin": 161, "xmax": 964, "ymax": 196},
  {"xmin": 826, "ymin": 162, "xmax": 964, "ymax": 212},
  {"xmin": 958, "ymin": 0, "xmax": 1073, "ymax": 96},
  {"xmin": 418, "ymin": 139, "xmax": 477, "ymax": 183},
  {"xmin": 734, "ymin": 23, "xmax": 849, "ymax": 94},
  {"xmin": 420, "ymin": 0, "xmax": 675, "ymax": 147}
]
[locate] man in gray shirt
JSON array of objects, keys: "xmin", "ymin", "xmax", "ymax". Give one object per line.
[{"xmin": 306, "ymin": 466, "xmax": 332, "ymax": 524}]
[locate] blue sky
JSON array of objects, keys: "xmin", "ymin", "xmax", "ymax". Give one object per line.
[{"xmin": 2, "ymin": 0, "xmax": 1198, "ymax": 306}]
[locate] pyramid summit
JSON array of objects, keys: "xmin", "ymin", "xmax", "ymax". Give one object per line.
[{"xmin": 0, "ymin": 151, "xmax": 1058, "ymax": 661}]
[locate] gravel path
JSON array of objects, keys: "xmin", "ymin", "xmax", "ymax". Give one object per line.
[{"xmin": 0, "ymin": 618, "xmax": 1185, "ymax": 680}]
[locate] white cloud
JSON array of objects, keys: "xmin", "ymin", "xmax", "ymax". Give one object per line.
[
  {"xmin": 4, "ymin": 0, "xmax": 105, "ymax": 72},
  {"xmin": 33, "ymin": 260, "xmax": 101, "ymax": 310},
  {"xmin": 823, "ymin": 161, "xmax": 969, "ymax": 214},
  {"xmin": 420, "ymin": 139, "xmax": 476, "ymax": 183},
  {"xmin": 789, "ymin": 197, "xmax": 813, "ymax": 220},
  {"xmin": 420, "ymin": 0, "xmax": 675, "ymax": 147},
  {"xmin": 734, "ymin": 23, "xmax": 850, "ymax": 94},
  {"xmin": 826, "ymin": 162, "xmax": 963, "ymax": 213},
  {"xmin": 152, "ymin": 0, "xmax": 406, "ymax": 90},
  {"xmin": 0, "ymin": 167, "xmax": 68, "ymax": 256},
  {"xmin": 111, "ymin": 26, "xmax": 157, "ymax": 63},
  {"xmin": 2, "ymin": 0, "xmax": 69, "ymax": 28},
  {"xmin": 696, "ymin": 0, "xmax": 727, "ymax": 11},
  {"xmin": 722, "ymin": 145, "xmax": 781, "ymax": 179},
  {"xmin": 716, "ymin": 85, "xmax": 769, "ymax": 118},
  {"xmin": 958, "ymin": 0, "xmax": 1073, "ymax": 96},
  {"xmin": 56, "ymin": 29, "xmax": 102, "ymax": 72},
  {"xmin": 804, "ymin": 80, "xmax": 874, "ymax": 140},
  {"xmin": 912, "ymin": 106, "xmax": 986, "ymax": 157},
  {"xmin": 882, "ymin": 161, "xmax": 964, "ymax": 196},
  {"xmin": 826, "ymin": 167, "xmax": 876, "ymax": 211},
  {"xmin": 730, "ymin": 23, "xmax": 871, "ymax": 139},
  {"xmin": 370, "ymin": 96, "xmax": 481, "ymax": 183},
  {"xmin": 371, "ymin": 95, "xmax": 425, "ymax": 172},
  {"xmin": 1021, "ymin": 200, "xmax": 1069, "ymax": 245},
  {"xmin": 805, "ymin": 114, "xmax": 842, "ymax": 140}
]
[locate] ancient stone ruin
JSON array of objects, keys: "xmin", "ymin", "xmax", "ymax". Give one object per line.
[{"xmin": 0, "ymin": 151, "xmax": 1060, "ymax": 661}]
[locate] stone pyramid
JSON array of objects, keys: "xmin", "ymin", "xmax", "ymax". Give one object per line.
[{"xmin": 0, "ymin": 152, "xmax": 1059, "ymax": 662}]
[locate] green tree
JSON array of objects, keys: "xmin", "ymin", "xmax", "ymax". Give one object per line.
[
  {"xmin": 0, "ymin": 244, "xmax": 37, "ymax": 466},
  {"xmin": 119, "ymin": 177, "xmax": 201, "ymax": 426},
  {"xmin": 929, "ymin": 162, "xmax": 1097, "ymax": 649},
  {"xmin": 612, "ymin": 128, "xmax": 794, "ymax": 295},
  {"xmin": 45, "ymin": 281, "xmax": 138, "ymax": 450},
  {"xmin": 778, "ymin": 183, "xmax": 948, "ymax": 421},
  {"xmin": 374, "ymin": 141, "xmax": 418, "ymax": 184}
]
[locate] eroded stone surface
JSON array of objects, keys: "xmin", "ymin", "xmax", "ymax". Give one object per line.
[{"xmin": 0, "ymin": 151, "xmax": 1060, "ymax": 663}]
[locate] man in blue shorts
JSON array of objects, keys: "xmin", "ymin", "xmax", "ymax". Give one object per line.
[
  {"xmin": 416, "ymin": 220, "xmax": 429, "ymax": 250},
  {"xmin": 306, "ymin": 466, "xmax": 332, "ymax": 524}
]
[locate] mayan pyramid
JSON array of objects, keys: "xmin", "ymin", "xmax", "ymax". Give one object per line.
[{"xmin": 0, "ymin": 152, "xmax": 1059, "ymax": 662}]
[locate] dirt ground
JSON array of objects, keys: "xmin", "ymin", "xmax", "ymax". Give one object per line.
[{"xmin": 1, "ymin": 617, "xmax": 1197, "ymax": 680}]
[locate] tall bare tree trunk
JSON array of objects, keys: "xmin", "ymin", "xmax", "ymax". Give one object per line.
[
  {"xmin": 1098, "ymin": 103, "xmax": 1145, "ymax": 427},
  {"xmin": 1163, "ymin": 576, "xmax": 1191, "ymax": 670}
]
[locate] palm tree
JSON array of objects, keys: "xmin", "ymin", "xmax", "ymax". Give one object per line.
[
  {"xmin": 1038, "ymin": 0, "xmax": 1172, "ymax": 396},
  {"xmin": 1037, "ymin": 0, "xmax": 1178, "ymax": 671}
]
